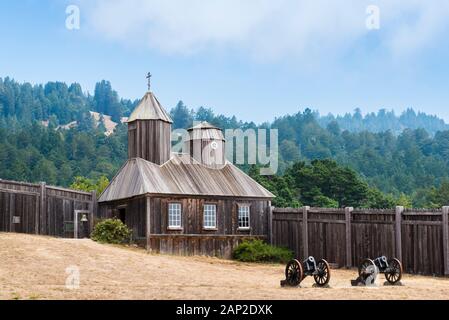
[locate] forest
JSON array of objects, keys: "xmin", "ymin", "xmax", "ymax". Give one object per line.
[{"xmin": 2, "ymin": 76, "xmax": 449, "ymax": 208}]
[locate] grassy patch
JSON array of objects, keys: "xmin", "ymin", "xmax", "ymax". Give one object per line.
[{"xmin": 233, "ymin": 239, "xmax": 293, "ymax": 264}]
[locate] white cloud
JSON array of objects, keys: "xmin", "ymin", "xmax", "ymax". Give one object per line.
[{"xmin": 79, "ymin": 0, "xmax": 449, "ymax": 61}]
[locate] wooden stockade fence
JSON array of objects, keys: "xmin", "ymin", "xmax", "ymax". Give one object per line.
[
  {"xmin": 2, "ymin": 177, "xmax": 449, "ymax": 277},
  {"xmin": 271, "ymin": 207, "xmax": 449, "ymax": 276},
  {"xmin": 0, "ymin": 179, "xmax": 96, "ymax": 238}
]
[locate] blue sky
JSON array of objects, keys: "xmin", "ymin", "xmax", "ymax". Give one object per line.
[{"xmin": 1, "ymin": 0, "xmax": 449, "ymax": 123}]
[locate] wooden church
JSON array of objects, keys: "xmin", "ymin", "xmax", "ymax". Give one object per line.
[{"xmin": 98, "ymin": 76, "xmax": 274, "ymax": 258}]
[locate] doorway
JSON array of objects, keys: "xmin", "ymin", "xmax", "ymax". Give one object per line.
[
  {"xmin": 74, "ymin": 210, "xmax": 92, "ymax": 239},
  {"xmin": 118, "ymin": 207, "xmax": 127, "ymax": 224}
]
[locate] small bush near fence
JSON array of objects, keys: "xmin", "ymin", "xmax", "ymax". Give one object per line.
[
  {"xmin": 233, "ymin": 239, "xmax": 293, "ymax": 264},
  {"xmin": 91, "ymin": 219, "xmax": 132, "ymax": 244}
]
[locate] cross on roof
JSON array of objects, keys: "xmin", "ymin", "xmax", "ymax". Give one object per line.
[{"xmin": 146, "ymin": 72, "xmax": 152, "ymax": 91}]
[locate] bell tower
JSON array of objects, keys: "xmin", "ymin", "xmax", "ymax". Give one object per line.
[
  {"xmin": 127, "ymin": 73, "xmax": 173, "ymax": 165},
  {"xmin": 185, "ymin": 122, "xmax": 226, "ymax": 168}
]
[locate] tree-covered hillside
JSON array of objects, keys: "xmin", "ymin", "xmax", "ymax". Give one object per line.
[
  {"xmin": 2, "ymin": 77, "xmax": 449, "ymax": 208},
  {"xmin": 0, "ymin": 77, "xmax": 137, "ymax": 125},
  {"xmin": 316, "ymin": 108, "xmax": 449, "ymax": 135}
]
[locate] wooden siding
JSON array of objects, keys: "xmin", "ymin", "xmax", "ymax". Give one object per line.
[
  {"xmin": 0, "ymin": 191, "xmax": 38, "ymax": 234},
  {"xmin": 272, "ymin": 207, "xmax": 449, "ymax": 276},
  {"xmin": 97, "ymin": 197, "xmax": 147, "ymax": 240},
  {"xmin": 128, "ymin": 120, "xmax": 171, "ymax": 165},
  {"xmin": 99, "ymin": 196, "xmax": 271, "ymax": 258},
  {"xmin": 148, "ymin": 235, "xmax": 266, "ymax": 259},
  {"xmin": 148, "ymin": 197, "xmax": 270, "ymax": 236},
  {"xmin": 0, "ymin": 179, "xmax": 95, "ymax": 238}
]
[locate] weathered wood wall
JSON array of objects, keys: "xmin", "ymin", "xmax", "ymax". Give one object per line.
[
  {"xmin": 272, "ymin": 206, "xmax": 449, "ymax": 276},
  {"xmin": 97, "ymin": 196, "xmax": 147, "ymax": 240},
  {"xmin": 148, "ymin": 196, "xmax": 270, "ymax": 236},
  {"xmin": 98, "ymin": 195, "xmax": 271, "ymax": 258},
  {"xmin": 0, "ymin": 179, "xmax": 96, "ymax": 238},
  {"xmin": 148, "ymin": 196, "xmax": 270, "ymax": 258},
  {"xmin": 128, "ymin": 120, "xmax": 171, "ymax": 165},
  {"xmin": 148, "ymin": 235, "xmax": 266, "ymax": 259}
]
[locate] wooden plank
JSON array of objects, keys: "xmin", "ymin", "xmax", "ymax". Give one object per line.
[
  {"xmin": 146, "ymin": 196, "xmax": 152, "ymax": 252},
  {"xmin": 302, "ymin": 206, "xmax": 309, "ymax": 258},
  {"xmin": 443, "ymin": 206, "xmax": 449, "ymax": 276},
  {"xmin": 345, "ymin": 207, "xmax": 353, "ymax": 268},
  {"xmin": 268, "ymin": 203, "xmax": 273, "ymax": 244},
  {"xmin": 34, "ymin": 194, "xmax": 39, "ymax": 234},
  {"xmin": 351, "ymin": 220, "xmax": 395, "ymax": 225},
  {"xmin": 402, "ymin": 220, "xmax": 442, "ymax": 226},
  {"xmin": 39, "ymin": 182, "xmax": 46, "ymax": 235},
  {"xmin": 0, "ymin": 188, "xmax": 39, "ymax": 196},
  {"xmin": 90, "ymin": 190, "xmax": 97, "ymax": 234},
  {"xmin": 395, "ymin": 206, "xmax": 404, "ymax": 260},
  {"xmin": 46, "ymin": 185, "xmax": 92, "ymax": 196}
]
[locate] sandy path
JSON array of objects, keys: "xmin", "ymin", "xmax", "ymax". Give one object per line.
[{"xmin": 0, "ymin": 233, "xmax": 448, "ymax": 300}]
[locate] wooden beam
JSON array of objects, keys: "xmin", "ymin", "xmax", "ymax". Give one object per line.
[
  {"xmin": 302, "ymin": 206, "xmax": 309, "ymax": 258},
  {"xmin": 345, "ymin": 207, "xmax": 353, "ymax": 268},
  {"xmin": 442, "ymin": 206, "xmax": 449, "ymax": 276},
  {"xmin": 39, "ymin": 182, "xmax": 46, "ymax": 235},
  {"xmin": 268, "ymin": 202, "xmax": 273, "ymax": 245},
  {"xmin": 146, "ymin": 196, "xmax": 152, "ymax": 252},
  {"xmin": 395, "ymin": 206, "xmax": 404, "ymax": 260},
  {"xmin": 0, "ymin": 188, "xmax": 39, "ymax": 196},
  {"xmin": 34, "ymin": 193, "xmax": 39, "ymax": 235},
  {"xmin": 90, "ymin": 190, "xmax": 97, "ymax": 234},
  {"xmin": 46, "ymin": 185, "xmax": 92, "ymax": 196}
]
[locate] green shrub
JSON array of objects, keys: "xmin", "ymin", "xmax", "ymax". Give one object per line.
[
  {"xmin": 91, "ymin": 219, "xmax": 132, "ymax": 244},
  {"xmin": 233, "ymin": 239, "xmax": 293, "ymax": 264}
]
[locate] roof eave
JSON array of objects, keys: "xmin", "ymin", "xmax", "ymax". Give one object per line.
[{"xmin": 98, "ymin": 192, "xmax": 274, "ymax": 203}]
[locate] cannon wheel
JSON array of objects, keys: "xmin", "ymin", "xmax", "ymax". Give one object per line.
[
  {"xmin": 313, "ymin": 259, "xmax": 331, "ymax": 286},
  {"xmin": 358, "ymin": 259, "xmax": 376, "ymax": 278},
  {"xmin": 285, "ymin": 259, "xmax": 304, "ymax": 286},
  {"xmin": 385, "ymin": 258, "xmax": 403, "ymax": 285}
]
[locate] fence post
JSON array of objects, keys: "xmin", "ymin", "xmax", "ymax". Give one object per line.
[
  {"xmin": 90, "ymin": 190, "xmax": 97, "ymax": 235},
  {"xmin": 302, "ymin": 206, "xmax": 310, "ymax": 258},
  {"xmin": 395, "ymin": 206, "xmax": 404, "ymax": 261},
  {"xmin": 39, "ymin": 182, "xmax": 46, "ymax": 235},
  {"xmin": 146, "ymin": 196, "xmax": 152, "ymax": 252},
  {"xmin": 345, "ymin": 207, "xmax": 353, "ymax": 268},
  {"xmin": 34, "ymin": 189, "xmax": 40, "ymax": 235},
  {"xmin": 442, "ymin": 206, "xmax": 449, "ymax": 276},
  {"xmin": 268, "ymin": 203, "xmax": 274, "ymax": 245}
]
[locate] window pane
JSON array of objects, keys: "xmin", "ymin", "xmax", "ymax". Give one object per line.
[
  {"xmin": 238, "ymin": 205, "xmax": 250, "ymax": 228},
  {"xmin": 203, "ymin": 204, "xmax": 217, "ymax": 228},
  {"xmin": 168, "ymin": 203, "xmax": 181, "ymax": 228}
]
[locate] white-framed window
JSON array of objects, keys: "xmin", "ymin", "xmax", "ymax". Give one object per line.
[
  {"xmin": 168, "ymin": 203, "xmax": 182, "ymax": 229},
  {"xmin": 238, "ymin": 205, "xmax": 250, "ymax": 229},
  {"xmin": 203, "ymin": 204, "xmax": 217, "ymax": 229}
]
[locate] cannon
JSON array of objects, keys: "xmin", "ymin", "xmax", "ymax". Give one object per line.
[
  {"xmin": 354, "ymin": 256, "xmax": 403, "ymax": 286},
  {"xmin": 282, "ymin": 256, "xmax": 331, "ymax": 287}
]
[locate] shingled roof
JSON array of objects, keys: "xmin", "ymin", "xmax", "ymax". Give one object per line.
[
  {"xmin": 98, "ymin": 154, "xmax": 274, "ymax": 202},
  {"xmin": 127, "ymin": 92, "xmax": 173, "ymax": 123}
]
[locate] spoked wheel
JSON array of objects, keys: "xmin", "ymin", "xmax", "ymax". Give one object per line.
[
  {"xmin": 285, "ymin": 259, "xmax": 304, "ymax": 287},
  {"xmin": 358, "ymin": 258, "xmax": 378, "ymax": 285},
  {"xmin": 385, "ymin": 258, "xmax": 403, "ymax": 284},
  {"xmin": 358, "ymin": 259, "xmax": 376, "ymax": 277},
  {"xmin": 313, "ymin": 259, "xmax": 331, "ymax": 286}
]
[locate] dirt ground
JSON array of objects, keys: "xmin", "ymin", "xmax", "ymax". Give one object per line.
[{"xmin": 1, "ymin": 233, "xmax": 448, "ymax": 300}]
